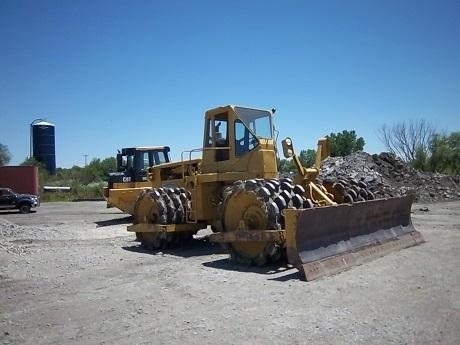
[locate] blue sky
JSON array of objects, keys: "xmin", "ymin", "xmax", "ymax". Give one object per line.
[{"xmin": 1, "ymin": 0, "xmax": 459, "ymax": 168}]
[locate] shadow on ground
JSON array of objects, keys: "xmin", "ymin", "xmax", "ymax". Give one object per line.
[
  {"xmin": 122, "ymin": 238, "xmax": 226, "ymax": 258},
  {"xmin": 202, "ymin": 258, "xmax": 301, "ymax": 281},
  {"xmin": 0, "ymin": 210, "xmax": 37, "ymax": 215},
  {"xmin": 122, "ymin": 237, "xmax": 303, "ymax": 281},
  {"xmin": 95, "ymin": 216, "xmax": 133, "ymax": 227}
]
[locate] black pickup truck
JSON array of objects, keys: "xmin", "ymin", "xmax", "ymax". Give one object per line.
[{"xmin": 0, "ymin": 187, "xmax": 40, "ymax": 213}]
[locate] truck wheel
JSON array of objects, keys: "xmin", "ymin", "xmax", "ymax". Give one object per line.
[{"xmin": 19, "ymin": 204, "xmax": 31, "ymax": 213}]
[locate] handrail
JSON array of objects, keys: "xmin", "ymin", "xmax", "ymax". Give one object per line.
[{"xmin": 181, "ymin": 148, "xmax": 203, "ymax": 162}]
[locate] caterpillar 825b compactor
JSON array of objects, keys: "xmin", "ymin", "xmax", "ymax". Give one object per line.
[{"xmin": 127, "ymin": 105, "xmax": 424, "ymax": 281}]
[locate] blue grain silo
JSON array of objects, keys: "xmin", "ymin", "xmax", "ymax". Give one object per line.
[{"xmin": 31, "ymin": 119, "xmax": 56, "ymax": 175}]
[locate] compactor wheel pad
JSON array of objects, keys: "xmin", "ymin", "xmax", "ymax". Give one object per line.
[
  {"xmin": 133, "ymin": 189, "xmax": 192, "ymax": 250},
  {"xmin": 223, "ymin": 178, "xmax": 304, "ymax": 265}
]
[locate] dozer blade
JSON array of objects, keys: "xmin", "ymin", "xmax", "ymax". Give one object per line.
[{"xmin": 284, "ymin": 195, "xmax": 425, "ymax": 281}]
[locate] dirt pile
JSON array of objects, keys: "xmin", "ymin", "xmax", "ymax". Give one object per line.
[
  {"xmin": 0, "ymin": 218, "xmax": 32, "ymax": 255},
  {"xmin": 319, "ymin": 151, "xmax": 460, "ymax": 202}
]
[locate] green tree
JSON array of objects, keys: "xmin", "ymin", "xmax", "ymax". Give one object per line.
[
  {"xmin": 277, "ymin": 158, "xmax": 294, "ymax": 173},
  {"xmin": 379, "ymin": 120, "xmax": 459, "ymax": 174},
  {"xmin": 21, "ymin": 156, "xmax": 41, "ymax": 166},
  {"xmin": 278, "ymin": 149, "xmax": 316, "ymax": 173},
  {"xmin": 299, "ymin": 149, "xmax": 316, "ymax": 167},
  {"xmin": 412, "ymin": 145, "xmax": 428, "ymax": 171},
  {"xmin": 0, "ymin": 143, "xmax": 12, "ymax": 165},
  {"xmin": 81, "ymin": 159, "xmax": 103, "ymax": 184},
  {"xmin": 100, "ymin": 157, "xmax": 117, "ymax": 178},
  {"xmin": 21, "ymin": 157, "xmax": 50, "ymax": 185},
  {"xmin": 428, "ymin": 132, "xmax": 460, "ymax": 174},
  {"xmin": 447, "ymin": 132, "xmax": 460, "ymax": 174},
  {"xmin": 18, "ymin": 154, "xmax": 117, "ymax": 200},
  {"xmin": 327, "ymin": 130, "xmax": 365, "ymax": 157},
  {"xmin": 79, "ymin": 157, "xmax": 116, "ymax": 184}
]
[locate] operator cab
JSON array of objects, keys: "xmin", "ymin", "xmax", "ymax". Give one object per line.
[
  {"xmin": 201, "ymin": 105, "xmax": 277, "ymax": 176},
  {"xmin": 109, "ymin": 146, "xmax": 171, "ymax": 187},
  {"xmin": 204, "ymin": 106, "xmax": 274, "ymax": 162}
]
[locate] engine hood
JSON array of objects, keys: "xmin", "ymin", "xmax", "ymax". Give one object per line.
[{"xmin": 17, "ymin": 193, "xmax": 38, "ymax": 199}]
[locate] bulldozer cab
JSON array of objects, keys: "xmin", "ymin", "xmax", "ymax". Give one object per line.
[
  {"xmin": 116, "ymin": 146, "xmax": 171, "ymax": 183},
  {"xmin": 200, "ymin": 106, "xmax": 278, "ymax": 178}
]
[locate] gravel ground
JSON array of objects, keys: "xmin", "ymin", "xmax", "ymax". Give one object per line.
[{"xmin": 1, "ymin": 201, "xmax": 459, "ymax": 345}]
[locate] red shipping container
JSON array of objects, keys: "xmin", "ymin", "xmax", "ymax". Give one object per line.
[{"xmin": 0, "ymin": 166, "xmax": 39, "ymax": 195}]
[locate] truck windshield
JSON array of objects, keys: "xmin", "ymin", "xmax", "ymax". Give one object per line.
[{"xmin": 234, "ymin": 106, "xmax": 273, "ymax": 139}]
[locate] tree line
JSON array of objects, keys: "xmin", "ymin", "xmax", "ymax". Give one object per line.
[
  {"xmin": 378, "ymin": 120, "xmax": 459, "ymax": 175},
  {"xmin": 0, "ymin": 119, "xmax": 458, "ymax": 191},
  {"xmin": 0, "ymin": 148, "xmax": 116, "ymax": 200},
  {"xmin": 278, "ymin": 123, "xmax": 458, "ymax": 175},
  {"xmin": 19, "ymin": 156, "xmax": 117, "ymax": 187}
]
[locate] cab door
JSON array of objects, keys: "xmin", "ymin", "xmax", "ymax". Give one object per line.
[
  {"xmin": 202, "ymin": 112, "xmax": 231, "ymax": 173},
  {"xmin": 0, "ymin": 189, "xmax": 15, "ymax": 207}
]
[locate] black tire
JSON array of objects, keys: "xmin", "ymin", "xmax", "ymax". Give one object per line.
[
  {"xmin": 19, "ymin": 203, "xmax": 31, "ymax": 214},
  {"xmin": 291, "ymin": 194, "xmax": 303, "ymax": 208},
  {"xmin": 358, "ymin": 188, "xmax": 368, "ymax": 199},
  {"xmin": 367, "ymin": 191, "xmax": 375, "ymax": 200},
  {"xmin": 332, "ymin": 182, "xmax": 345, "ymax": 194},
  {"xmin": 223, "ymin": 178, "xmax": 307, "ymax": 266},
  {"xmin": 304, "ymin": 198, "xmax": 314, "ymax": 208},
  {"xmin": 358, "ymin": 181, "xmax": 367, "ymax": 189},
  {"xmin": 133, "ymin": 188, "xmax": 190, "ymax": 250},
  {"xmin": 347, "ymin": 189, "xmax": 358, "ymax": 201},
  {"xmin": 343, "ymin": 194, "xmax": 354, "ymax": 204}
]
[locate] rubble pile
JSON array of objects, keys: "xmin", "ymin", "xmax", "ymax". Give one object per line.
[
  {"xmin": 0, "ymin": 218, "xmax": 31, "ymax": 255},
  {"xmin": 319, "ymin": 151, "xmax": 460, "ymax": 202}
]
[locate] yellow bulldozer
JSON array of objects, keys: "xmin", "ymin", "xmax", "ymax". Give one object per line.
[
  {"xmin": 127, "ymin": 105, "xmax": 424, "ymax": 281},
  {"xmin": 103, "ymin": 146, "xmax": 171, "ymax": 214}
]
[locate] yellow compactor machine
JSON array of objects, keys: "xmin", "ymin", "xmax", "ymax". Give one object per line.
[
  {"xmin": 103, "ymin": 146, "xmax": 171, "ymax": 214},
  {"xmin": 128, "ymin": 105, "xmax": 424, "ymax": 280}
]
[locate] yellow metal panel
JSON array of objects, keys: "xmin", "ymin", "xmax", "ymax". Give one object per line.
[
  {"xmin": 284, "ymin": 208, "xmax": 300, "ymax": 266},
  {"xmin": 108, "ymin": 187, "xmax": 149, "ymax": 214},
  {"xmin": 112, "ymin": 181, "xmax": 151, "ymax": 189},
  {"xmin": 193, "ymin": 181, "xmax": 220, "ymax": 221}
]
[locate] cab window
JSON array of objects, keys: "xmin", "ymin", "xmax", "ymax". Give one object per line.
[
  {"xmin": 204, "ymin": 113, "xmax": 230, "ymax": 161},
  {"xmin": 214, "ymin": 115, "xmax": 229, "ymax": 161},
  {"xmin": 235, "ymin": 120, "xmax": 257, "ymax": 156},
  {"xmin": 153, "ymin": 151, "xmax": 168, "ymax": 165}
]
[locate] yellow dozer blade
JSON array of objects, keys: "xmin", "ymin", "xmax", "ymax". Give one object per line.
[
  {"xmin": 105, "ymin": 187, "xmax": 149, "ymax": 215},
  {"xmin": 284, "ymin": 195, "xmax": 425, "ymax": 281}
]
